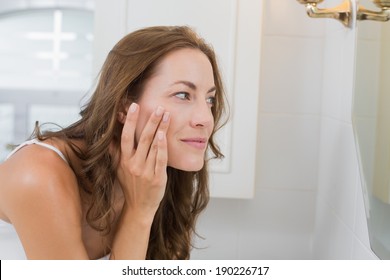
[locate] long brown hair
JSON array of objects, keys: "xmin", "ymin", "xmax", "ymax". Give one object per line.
[{"xmin": 35, "ymin": 26, "xmax": 227, "ymax": 259}]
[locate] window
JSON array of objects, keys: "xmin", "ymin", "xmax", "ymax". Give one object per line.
[{"xmin": 0, "ymin": 5, "xmax": 94, "ymax": 161}]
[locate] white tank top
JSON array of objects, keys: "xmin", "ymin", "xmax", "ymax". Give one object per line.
[{"xmin": 6, "ymin": 139, "xmax": 68, "ymax": 163}]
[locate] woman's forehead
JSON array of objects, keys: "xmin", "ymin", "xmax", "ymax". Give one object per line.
[{"xmin": 150, "ymin": 48, "xmax": 214, "ymax": 86}]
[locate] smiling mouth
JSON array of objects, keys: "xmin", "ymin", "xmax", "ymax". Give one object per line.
[{"xmin": 181, "ymin": 138, "xmax": 207, "ymax": 149}]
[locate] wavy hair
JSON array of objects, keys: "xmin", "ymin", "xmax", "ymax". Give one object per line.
[{"xmin": 35, "ymin": 26, "xmax": 227, "ymax": 259}]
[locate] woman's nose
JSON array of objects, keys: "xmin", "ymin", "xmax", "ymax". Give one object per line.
[{"xmin": 190, "ymin": 101, "xmax": 214, "ymax": 128}]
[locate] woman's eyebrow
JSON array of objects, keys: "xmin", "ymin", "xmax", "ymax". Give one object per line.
[
  {"xmin": 208, "ymin": 86, "xmax": 216, "ymax": 93},
  {"xmin": 171, "ymin": 80, "xmax": 216, "ymax": 93}
]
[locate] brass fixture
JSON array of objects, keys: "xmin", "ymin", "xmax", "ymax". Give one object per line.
[
  {"xmin": 357, "ymin": 0, "xmax": 390, "ymax": 22},
  {"xmin": 296, "ymin": 0, "xmax": 352, "ymax": 27}
]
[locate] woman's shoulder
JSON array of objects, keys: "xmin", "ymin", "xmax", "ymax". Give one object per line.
[
  {"xmin": 2, "ymin": 139, "xmax": 76, "ymax": 185},
  {"xmin": 0, "ymin": 140, "xmax": 82, "ymax": 220},
  {"xmin": 0, "ymin": 139, "xmax": 92, "ymax": 259}
]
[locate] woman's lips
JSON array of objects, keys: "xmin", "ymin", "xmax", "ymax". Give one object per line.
[{"xmin": 181, "ymin": 138, "xmax": 207, "ymax": 149}]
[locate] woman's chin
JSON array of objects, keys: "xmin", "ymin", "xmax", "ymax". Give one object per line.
[{"xmin": 168, "ymin": 160, "xmax": 205, "ymax": 172}]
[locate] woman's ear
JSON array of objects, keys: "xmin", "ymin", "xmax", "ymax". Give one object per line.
[
  {"xmin": 117, "ymin": 111, "xmax": 126, "ymax": 124},
  {"xmin": 117, "ymin": 101, "xmax": 131, "ymax": 124}
]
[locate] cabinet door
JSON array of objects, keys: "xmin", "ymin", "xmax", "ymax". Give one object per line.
[{"xmin": 93, "ymin": 0, "xmax": 263, "ymax": 199}]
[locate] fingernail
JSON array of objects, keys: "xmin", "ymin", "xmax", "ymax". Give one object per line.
[
  {"xmin": 155, "ymin": 106, "xmax": 164, "ymax": 117},
  {"xmin": 157, "ymin": 130, "xmax": 164, "ymax": 140},
  {"xmin": 130, "ymin": 103, "xmax": 138, "ymax": 113},
  {"xmin": 162, "ymin": 112, "xmax": 170, "ymax": 123}
]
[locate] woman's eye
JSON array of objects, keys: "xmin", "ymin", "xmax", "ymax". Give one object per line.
[
  {"xmin": 206, "ymin": 96, "xmax": 216, "ymax": 106},
  {"xmin": 175, "ymin": 92, "xmax": 190, "ymax": 100}
]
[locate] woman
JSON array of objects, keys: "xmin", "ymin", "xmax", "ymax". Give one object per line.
[{"xmin": 0, "ymin": 26, "xmax": 227, "ymax": 260}]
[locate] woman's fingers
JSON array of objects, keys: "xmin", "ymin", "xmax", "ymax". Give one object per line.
[
  {"xmin": 154, "ymin": 130, "xmax": 168, "ymax": 178},
  {"xmin": 133, "ymin": 106, "xmax": 165, "ymax": 163},
  {"xmin": 144, "ymin": 112, "xmax": 170, "ymax": 176},
  {"xmin": 121, "ymin": 103, "xmax": 139, "ymax": 159}
]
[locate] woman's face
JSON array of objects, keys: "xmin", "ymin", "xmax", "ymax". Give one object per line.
[{"xmin": 135, "ymin": 48, "xmax": 216, "ymax": 171}]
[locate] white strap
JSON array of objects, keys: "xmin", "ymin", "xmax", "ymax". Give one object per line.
[{"xmin": 6, "ymin": 139, "xmax": 68, "ymax": 164}]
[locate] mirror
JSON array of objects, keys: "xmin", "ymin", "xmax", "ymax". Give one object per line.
[{"xmin": 353, "ymin": 0, "xmax": 390, "ymax": 259}]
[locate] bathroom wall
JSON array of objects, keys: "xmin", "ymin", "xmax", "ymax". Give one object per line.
[
  {"xmin": 311, "ymin": 0, "xmax": 377, "ymax": 259},
  {"xmin": 192, "ymin": 0, "xmax": 378, "ymax": 259},
  {"xmin": 192, "ymin": 0, "xmax": 324, "ymax": 259}
]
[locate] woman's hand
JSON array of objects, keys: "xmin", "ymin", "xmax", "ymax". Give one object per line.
[{"xmin": 117, "ymin": 103, "xmax": 170, "ymax": 222}]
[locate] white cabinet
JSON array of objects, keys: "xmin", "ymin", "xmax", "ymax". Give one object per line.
[{"xmin": 93, "ymin": 0, "xmax": 263, "ymax": 199}]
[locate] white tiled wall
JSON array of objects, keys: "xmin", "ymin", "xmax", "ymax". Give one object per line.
[
  {"xmin": 192, "ymin": 0, "xmax": 324, "ymax": 259},
  {"xmin": 312, "ymin": 0, "xmax": 377, "ymax": 259},
  {"xmin": 192, "ymin": 0, "xmax": 378, "ymax": 259}
]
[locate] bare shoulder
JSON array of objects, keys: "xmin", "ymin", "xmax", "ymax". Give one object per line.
[
  {"xmin": 0, "ymin": 142, "xmax": 88, "ymax": 259},
  {"xmin": 0, "ymin": 140, "xmax": 82, "ymax": 214},
  {"xmin": 0, "ymin": 142, "xmax": 80, "ymax": 209}
]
